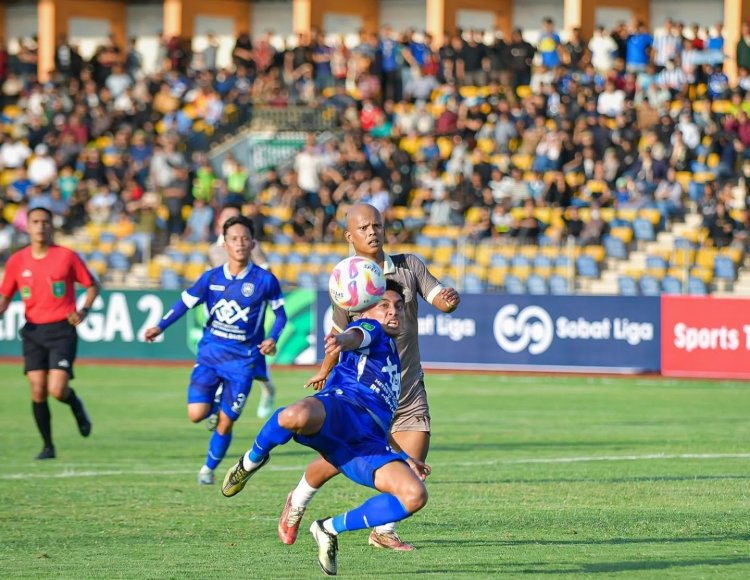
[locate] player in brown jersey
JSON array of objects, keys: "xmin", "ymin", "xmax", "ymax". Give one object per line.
[{"xmin": 277, "ymin": 203, "xmax": 460, "ymax": 551}]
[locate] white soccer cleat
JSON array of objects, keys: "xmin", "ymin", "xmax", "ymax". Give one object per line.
[
  {"xmin": 310, "ymin": 520, "xmax": 338, "ymax": 576},
  {"xmin": 256, "ymin": 392, "xmax": 275, "ymax": 420},
  {"xmin": 197, "ymin": 466, "xmax": 215, "ymax": 485}
]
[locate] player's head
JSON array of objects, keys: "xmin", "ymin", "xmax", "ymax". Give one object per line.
[
  {"xmin": 27, "ymin": 206, "xmax": 53, "ymax": 245},
  {"xmin": 361, "ymin": 279, "xmax": 405, "ymax": 337},
  {"xmin": 216, "ymin": 204, "xmax": 242, "ymax": 237},
  {"xmin": 345, "ymin": 203, "xmax": 384, "ymax": 259},
  {"xmin": 222, "ymin": 215, "xmax": 256, "ymax": 262}
]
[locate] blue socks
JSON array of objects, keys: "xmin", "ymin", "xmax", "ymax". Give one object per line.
[
  {"xmin": 205, "ymin": 430, "xmax": 232, "ymax": 470},
  {"xmin": 331, "ymin": 494, "xmax": 410, "ymax": 533},
  {"xmin": 249, "ymin": 408, "xmax": 293, "ymax": 463}
]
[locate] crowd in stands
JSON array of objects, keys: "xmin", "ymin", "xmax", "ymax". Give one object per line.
[{"xmin": 0, "ymin": 17, "xmax": 749, "ymax": 288}]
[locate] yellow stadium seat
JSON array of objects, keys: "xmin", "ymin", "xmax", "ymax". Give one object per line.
[
  {"xmin": 720, "ymin": 246, "xmax": 744, "ymax": 264},
  {"xmin": 432, "ymin": 246, "xmax": 453, "ymax": 265},
  {"xmin": 671, "ymin": 249, "xmax": 696, "ymax": 267},
  {"xmin": 639, "ymin": 208, "xmax": 661, "ymax": 226},
  {"xmin": 690, "ymin": 266, "xmax": 713, "ymax": 284},
  {"xmin": 695, "ymin": 248, "xmax": 717, "ymax": 270},
  {"xmin": 584, "ymin": 245, "xmax": 606, "ymax": 262},
  {"xmin": 617, "ymin": 208, "xmax": 638, "ymax": 223},
  {"xmin": 487, "ymin": 266, "xmax": 507, "ymax": 287},
  {"xmin": 510, "ymin": 154, "xmax": 532, "ymax": 172},
  {"xmin": 610, "ymin": 226, "xmax": 633, "ymax": 244},
  {"xmin": 516, "ymin": 85, "xmax": 532, "ymax": 99}
]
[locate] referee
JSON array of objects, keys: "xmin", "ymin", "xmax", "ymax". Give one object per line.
[{"xmin": 0, "ymin": 207, "xmax": 100, "ymax": 460}]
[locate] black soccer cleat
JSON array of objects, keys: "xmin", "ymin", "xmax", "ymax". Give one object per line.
[
  {"xmin": 35, "ymin": 447, "xmax": 56, "ymax": 460},
  {"xmin": 72, "ymin": 400, "xmax": 92, "ymax": 437}
]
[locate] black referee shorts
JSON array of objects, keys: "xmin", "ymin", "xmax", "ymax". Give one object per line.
[{"xmin": 21, "ymin": 320, "xmax": 78, "ymax": 378}]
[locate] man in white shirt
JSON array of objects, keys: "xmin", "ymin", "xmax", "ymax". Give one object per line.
[
  {"xmin": 27, "ymin": 145, "xmax": 57, "ymax": 188},
  {"xmin": 589, "ymin": 26, "xmax": 617, "ymax": 73}
]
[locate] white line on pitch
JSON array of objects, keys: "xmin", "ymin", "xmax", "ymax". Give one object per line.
[{"xmin": 1, "ymin": 453, "xmax": 749, "ymax": 481}]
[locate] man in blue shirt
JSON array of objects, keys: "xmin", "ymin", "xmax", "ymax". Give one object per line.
[
  {"xmin": 626, "ymin": 21, "xmax": 653, "ymax": 73},
  {"xmin": 145, "ymin": 216, "xmax": 287, "ymax": 485},
  {"xmin": 222, "ymin": 281, "xmax": 430, "ymax": 576},
  {"xmin": 538, "ymin": 17, "xmax": 561, "ymax": 69}
]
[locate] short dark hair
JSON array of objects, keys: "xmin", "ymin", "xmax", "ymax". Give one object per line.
[
  {"xmin": 222, "ymin": 215, "xmax": 255, "ymax": 238},
  {"xmin": 28, "ymin": 206, "xmax": 53, "ymax": 221},
  {"xmin": 385, "ymin": 279, "xmax": 405, "ymax": 300}
]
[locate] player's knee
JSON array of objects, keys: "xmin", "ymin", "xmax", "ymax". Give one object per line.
[
  {"xmin": 399, "ymin": 481, "xmax": 428, "ymax": 514},
  {"xmin": 187, "ymin": 408, "xmax": 206, "ymax": 422},
  {"xmin": 278, "ymin": 405, "xmax": 310, "ymax": 432}
]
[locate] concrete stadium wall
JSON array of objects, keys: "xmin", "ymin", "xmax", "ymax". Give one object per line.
[{"xmin": 379, "ymin": 0, "xmax": 426, "ymax": 34}]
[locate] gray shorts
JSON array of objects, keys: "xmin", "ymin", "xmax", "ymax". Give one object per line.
[{"xmin": 391, "ymin": 379, "xmax": 431, "ymax": 433}]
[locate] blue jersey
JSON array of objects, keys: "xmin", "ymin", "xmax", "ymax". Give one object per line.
[
  {"xmin": 160, "ymin": 263, "xmax": 286, "ymax": 368},
  {"xmin": 322, "ymin": 318, "xmax": 401, "ymax": 430}
]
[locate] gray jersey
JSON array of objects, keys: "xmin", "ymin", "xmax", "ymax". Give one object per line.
[{"xmin": 332, "ymin": 253, "xmax": 444, "ymax": 402}]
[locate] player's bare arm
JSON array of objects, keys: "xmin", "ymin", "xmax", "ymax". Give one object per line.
[
  {"xmin": 388, "ymin": 434, "xmax": 431, "ymax": 481},
  {"xmin": 67, "ymin": 281, "xmax": 101, "ymax": 326},
  {"xmin": 432, "ymin": 287, "xmax": 461, "ymax": 313},
  {"xmin": 144, "ymin": 326, "xmax": 163, "ymax": 342},
  {"xmin": 323, "ymin": 328, "xmax": 365, "ymax": 356},
  {"xmin": 0, "ymin": 295, "xmax": 10, "ymax": 317}
]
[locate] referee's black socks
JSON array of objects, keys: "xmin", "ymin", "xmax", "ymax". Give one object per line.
[{"xmin": 32, "ymin": 401, "xmax": 53, "ymax": 449}]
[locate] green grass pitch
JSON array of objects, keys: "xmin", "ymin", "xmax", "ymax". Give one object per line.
[{"xmin": 1, "ymin": 362, "xmax": 749, "ymax": 578}]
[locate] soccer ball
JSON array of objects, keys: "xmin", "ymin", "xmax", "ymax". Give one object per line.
[{"xmin": 328, "ymin": 256, "xmax": 386, "ymax": 312}]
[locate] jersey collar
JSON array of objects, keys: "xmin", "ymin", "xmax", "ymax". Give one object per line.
[
  {"xmin": 383, "ymin": 254, "xmax": 396, "ymax": 275},
  {"xmin": 223, "ymin": 263, "xmax": 251, "ymax": 280}
]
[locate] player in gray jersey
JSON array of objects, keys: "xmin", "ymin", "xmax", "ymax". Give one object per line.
[
  {"xmin": 207, "ymin": 204, "xmax": 276, "ymax": 420},
  {"xmin": 278, "ymin": 203, "xmax": 460, "ymax": 551}
]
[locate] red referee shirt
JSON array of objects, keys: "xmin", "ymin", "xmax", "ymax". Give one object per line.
[{"xmin": 0, "ymin": 245, "xmax": 96, "ymax": 324}]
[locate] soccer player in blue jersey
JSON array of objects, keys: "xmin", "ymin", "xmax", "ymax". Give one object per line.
[
  {"xmin": 144, "ymin": 216, "xmax": 287, "ymax": 485},
  {"xmin": 221, "ymin": 281, "xmax": 430, "ymax": 576}
]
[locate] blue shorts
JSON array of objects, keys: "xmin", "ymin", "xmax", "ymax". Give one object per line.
[
  {"xmin": 187, "ymin": 359, "xmax": 267, "ymax": 421},
  {"xmin": 294, "ymin": 391, "xmax": 403, "ymax": 489}
]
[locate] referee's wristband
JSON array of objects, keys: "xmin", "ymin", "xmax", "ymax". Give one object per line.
[
  {"xmin": 80, "ymin": 307, "xmax": 89, "ymax": 315},
  {"xmin": 397, "ymin": 450, "xmax": 410, "ymax": 461}
]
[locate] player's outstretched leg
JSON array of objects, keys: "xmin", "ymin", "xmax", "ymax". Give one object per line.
[
  {"xmin": 222, "ymin": 408, "xmax": 292, "ymax": 497},
  {"xmin": 58, "ymin": 386, "xmax": 92, "ymax": 437}
]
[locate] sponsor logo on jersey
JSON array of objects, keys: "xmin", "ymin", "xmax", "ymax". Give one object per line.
[
  {"xmin": 21, "ymin": 286, "xmax": 31, "ymax": 299},
  {"xmin": 58, "ymin": 359, "xmax": 70, "ymax": 368},
  {"xmin": 22, "ymin": 269, "xmax": 32, "ymax": 278},
  {"xmin": 241, "ymin": 283, "xmax": 255, "ymax": 297},
  {"xmin": 210, "ymin": 299, "xmax": 250, "ymax": 324},
  {"xmin": 209, "ymin": 284, "xmax": 226, "ymax": 291},
  {"xmin": 360, "ymin": 322, "xmax": 375, "ymax": 331}
]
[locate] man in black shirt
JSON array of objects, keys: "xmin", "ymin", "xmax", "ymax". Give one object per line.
[
  {"xmin": 508, "ymin": 28, "xmax": 535, "ymax": 89},
  {"xmin": 458, "ymin": 30, "xmax": 488, "ymax": 86}
]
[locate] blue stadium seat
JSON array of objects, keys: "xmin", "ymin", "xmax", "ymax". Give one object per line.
[
  {"xmin": 661, "ymin": 276, "xmax": 682, "ymax": 294},
  {"xmin": 618, "ymin": 275, "xmax": 639, "ymax": 296},
  {"xmin": 273, "ymin": 232, "xmax": 293, "ymax": 245},
  {"xmin": 504, "ymin": 275, "xmax": 526, "ymax": 295},
  {"xmin": 673, "ymin": 237, "xmax": 696, "ymax": 249},
  {"xmin": 633, "ymin": 218, "xmax": 655, "ymax": 241},
  {"xmin": 687, "ymin": 181, "xmax": 705, "ymax": 203},
  {"xmin": 646, "ymin": 255, "xmax": 668, "ymax": 271},
  {"xmin": 714, "ymin": 256, "xmax": 737, "ymax": 280},
  {"xmin": 286, "ymin": 253, "xmax": 305, "ymax": 265},
  {"xmin": 490, "ymin": 254, "xmax": 509, "ymax": 268},
  {"xmin": 160, "ymin": 269, "xmax": 182, "ymax": 290},
  {"xmin": 526, "ymin": 274, "xmax": 548, "ymax": 295},
  {"xmin": 549, "ymin": 275, "xmax": 571, "ymax": 295},
  {"xmin": 533, "ymin": 255, "xmax": 552, "ymax": 270},
  {"xmin": 188, "ymin": 251, "xmax": 208, "ymax": 265},
  {"xmin": 688, "ymin": 276, "xmax": 708, "ymax": 295},
  {"xmin": 267, "ymin": 252, "xmax": 285, "ymax": 266},
  {"xmin": 603, "ymin": 235, "xmax": 627, "ymax": 259},
  {"xmin": 307, "ymin": 253, "xmax": 325, "ymax": 266},
  {"xmin": 576, "ymin": 255, "xmax": 599, "ymax": 278},
  {"xmin": 639, "ymin": 275, "xmax": 661, "ymax": 296},
  {"xmin": 414, "ymin": 234, "xmax": 434, "ymax": 247},
  {"xmin": 297, "ymin": 272, "xmax": 316, "ymax": 289},
  {"xmin": 107, "ymin": 251, "xmax": 130, "ymax": 271},
  {"xmin": 511, "ymin": 255, "xmax": 530, "ymax": 268},
  {"xmin": 317, "ymin": 272, "xmax": 330, "ymax": 289},
  {"xmin": 463, "ymin": 274, "xmax": 485, "ymax": 294}
]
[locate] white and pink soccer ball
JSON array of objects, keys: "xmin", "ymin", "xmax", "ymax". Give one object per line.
[{"xmin": 328, "ymin": 256, "xmax": 386, "ymax": 312}]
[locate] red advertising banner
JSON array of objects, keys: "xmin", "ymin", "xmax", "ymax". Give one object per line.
[{"xmin": 661, "ymin": 295, "xmax": 750, "ymax": 378}]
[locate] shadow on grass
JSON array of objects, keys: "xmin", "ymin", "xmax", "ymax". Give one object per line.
[
  {"xmin": 417, "ymin": 533, "xmax": 750, "ymax": 548},
  {"xmin": 383, "ymin": 556, "xmax": 750, "ymax": 576}
]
